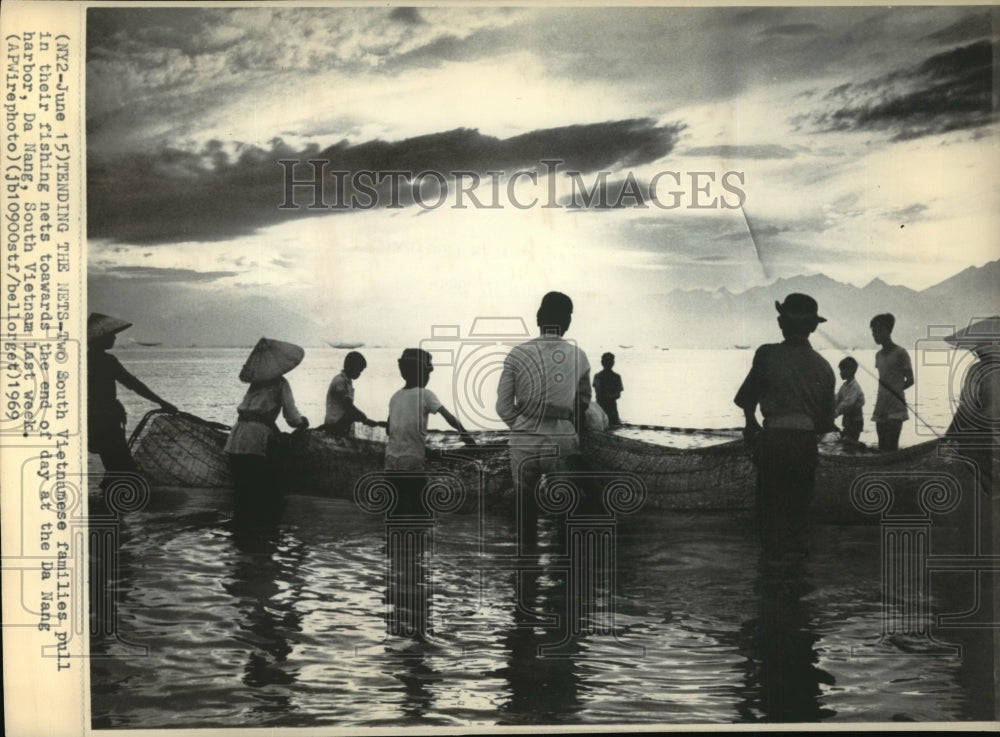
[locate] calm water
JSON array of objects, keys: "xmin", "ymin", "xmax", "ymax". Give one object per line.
[
  {"xmin": 111, "ymin": 344, "xmax": 961, "ymax": 441},
  {"xmin": 89, "ymin": 346, "xmax": 996, "ymax": 727}
]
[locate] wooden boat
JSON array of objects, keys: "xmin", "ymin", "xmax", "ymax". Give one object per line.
[
  {"xmin": 326, "ymin": 341, "xmax": 365, "ymax": 350},
  {"xmin": 128, "ymin": 411, "xmax": 513, "ymax": 511},
  {"xmin": 584, "ymin": 426, "xmax": 984, "ymax": 524},
  {"xmin": 128, "ymin": 411, "xmax": 985, "ymax": 523}
]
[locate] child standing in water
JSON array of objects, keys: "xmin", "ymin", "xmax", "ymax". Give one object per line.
[
  {"xmin": 386, "ymin": 349, "xmax": 475, "ymax": 513},
  {"xmin": 834, "ymin": 356, "xmax": 865, "ymax": 442},
  {"xmin": 870, "ymin": 313, "xmax": 913, "ymax": 451},
  {"xmin": 593, "ymin": 352, "xmax": 624, "ymax": 426}
]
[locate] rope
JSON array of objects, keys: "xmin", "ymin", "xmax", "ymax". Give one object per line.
[
  {"xmin": 813, "ymin": 327, "xmax": 943, "ymax": 439},
  {"xmin": 128, "ymin": 408, "xmax": 230, "ymax": 448},
  {"xmin": 612, "ymin": 423, "xmax": 743, "ymax": 435}
]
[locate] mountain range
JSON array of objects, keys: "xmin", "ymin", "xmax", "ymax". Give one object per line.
[
  {"xmin": 653, "ymin": 259, "xmax": 1000, "ymax": 350},
  {"xmin": 107, "ymin": 259, "xmax": 1000, "ymax": 350}
]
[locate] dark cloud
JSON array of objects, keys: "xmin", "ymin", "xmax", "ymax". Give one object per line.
[
  {"xmin": 614, "ymin": 214, "xmax": 762, "ymax": 257},
  {"xmin": 99, "ymin": 266, "xmax": 238, "ymax": 283},
  {"xmin": 388, "ymin": 7, "xmax": 425, "ymax": 25},
  {"xmin": 801, "ymin": 41, "xmax": 995, "ymax": 141},
  {"xmin": 88, "ymin": 119, "xmax": 685, "ymax": 244},
  {"xmin": 682, "ymin": 144, "xmax": 798, "ymax": 160},
  {"xmin": 922, "ymin": 11, "xmax": 993, "ymax": 45},
  {"xmin": 693, "ymin": 254, "xmax": 730, "ymax": 262},
  {"xmin": 718, "ymin": 222, "xmax": 789, "ymax": 242},
  {"xmin": 87, "ymin": 7, "xmax": 243, "ymax": 58},
  {"xmin": 889, "ymin": 203, "xmax": 928, "ymax": 221}
]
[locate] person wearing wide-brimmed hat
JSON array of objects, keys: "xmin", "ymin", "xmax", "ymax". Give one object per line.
[
  {"xmin": 943, "ymin": 316, "xmax": 1000, "ymax": 493},
  {"xmin": 88, "ymin": 313, "xmax": 178, "ymax": 485},
  {"xmin": 224, "ymin": 338, "xmax": 309, "ymax": 503},
  {"xmin": 734, "ymin": 294, "xmax": 837, "ymax": 554}
]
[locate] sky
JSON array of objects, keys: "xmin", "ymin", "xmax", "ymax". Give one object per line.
[{"xmin": 85, "ymin": 4, "xmax": 999, "ymax": 347}]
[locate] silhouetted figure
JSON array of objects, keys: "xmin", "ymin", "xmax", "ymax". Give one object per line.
[
  {"xmin": 386, "ymin": 348, "xmax": 474, "ymax": 514},
  {"xmin": 834, "ymin": 356, "xmax": 865, "ymax": 443},
  {"xmin": 734, "ymin": 294, "xmax": 836, "ymax": 554},
  {"xmin": 381, "ymin": 348, "xmax": 474, "ymax": 639},
  {"xmin": 870, "ymin": 313, "xmax": 913, "ymax": 452},
  {"xmin": 593, "ymin": 352, "xmax": 624, "ymax": 426},
  {"xmin": 224, "ymin": 338, "xmax": 309, "ymax": 517},
  {"xmin": 87, "ymin": 313, "xmax": 177, "ymax": 487},
  {"xmin": 496, "ymin": 292, "xmax": 591, "ymax": 548},
  {"xmin": 323, "ymin": 350, "xmax": 379, "ymax": 436}
]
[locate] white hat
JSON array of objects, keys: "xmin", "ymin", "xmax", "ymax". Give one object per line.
[{"xmin": 239, "ymin": 337, "xmax": 305, "ymax": 383}]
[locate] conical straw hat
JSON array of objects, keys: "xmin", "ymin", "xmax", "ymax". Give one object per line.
[
  {"xmin": 944, "ymin": 316, "xmax": 1000, "ymax": 348},
  {"xmin": 88, "ymin": 312, "xmax": 132, "ymax": 343},
  {"xmin": 239, "ymin": 337, "xmax": 305, "ymax": 383}
]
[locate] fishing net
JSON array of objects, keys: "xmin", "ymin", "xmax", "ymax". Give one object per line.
[{"xmin": 130, "ymin": 411, "xmax": 232, "ymax": 487}]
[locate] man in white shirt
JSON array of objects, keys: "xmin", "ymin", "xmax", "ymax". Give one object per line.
[
  {"xmin": 324, "ymin": 351, "xmax": 378, "ymax": 436},
  {"xmin": 496, "ymin": 292, "xmax": 591, "ymax": 547}
]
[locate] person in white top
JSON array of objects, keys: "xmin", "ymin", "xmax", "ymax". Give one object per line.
[
  {"xmin": 496, "ymin": 292, "xmax": 591, "ymax": 546},
  {"xmin": 870, "ymin": 313, "xmax": 913, "ymax": 451},
  {"xmin": 224, "ymin": 338, "xmax": 310, "ymax": 512},
  {"xmin": 386, "ymin": 348, "xmax": 474, "ymax": 514},
  {"xmin": 386, "ymin": 348, "xmax": 474, "ymax": 470},
  {"xmin": 834, "ymin": 356, "xmax": 865, "ymax": 442},
  {"xmin": 324, "ymin": 351, "xmax": 378, "ymax": 436}
]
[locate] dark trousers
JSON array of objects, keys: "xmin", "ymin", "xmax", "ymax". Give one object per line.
[
  {"xmin": 229, "ymin": 454, "xmax": 283, "ymax": 520},
  {"xmin": 876, "ymin": 420, "xmax": 903, "ymax": 452},
  {"xmin": 93, "ymin": 432, "xmax": 137, "ymax": 475},
  {"xmin": 597, "ymin": 398, "xmax": 620, "ymax": 425},
  {"xmin": 755, "ymin": 429, "xmax": 818, "ymax": 554},
  {"xmin": 841, "ymin": 419, "xmax": 863, "ymax": 443},
  {"xmin": 89, "ymin": 411, "xmax": 138, "ymax": 489},
  {"xmin": 388, "ymin": 472, "xmax": 429, "ymax": 517}
]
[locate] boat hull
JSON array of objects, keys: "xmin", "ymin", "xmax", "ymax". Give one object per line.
[
  {"xmin": 585, "ymin": 429, "xmax": 985, "ymax": 525},
  {"xmin": 129, "ymin": 412, "xmax": 987, "ymax": 524},
  {"xmin": 129, "ymin": 411, "xmax": 513, "ymax": 510}
]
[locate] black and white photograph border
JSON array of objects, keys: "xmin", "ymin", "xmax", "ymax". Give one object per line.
[{"xmin": 1, "ymin": 0, "xmax": 998, "ymax": 734}]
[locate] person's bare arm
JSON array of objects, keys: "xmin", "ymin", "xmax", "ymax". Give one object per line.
[{"xmin": 439, "ymin": 406, "xmax": 476, "ymax": 445}]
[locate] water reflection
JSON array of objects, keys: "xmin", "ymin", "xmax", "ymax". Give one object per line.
[
  {"xmin": 88, "ymin": 477, "xmax": 995, "ymax": 727},
  {"xmin": 389, "ymin": 645, "xmax": 444, "ymax": 720},
  {"xmin": 497, "ymin": 558, "xmax": 585, "ymax": 723},
  {"xmin": 224, "ymin": 501, "xmax": 306, "ymax": 717},
  {"xmin": 496, "ymin": 503, "xmax": 626, "ymax": 724},
  {"xmin": 375, "ymin": 474, "xmax": 448, "ymax": 721},
  {"xmin": 736, "ymin": 549, "xmax": 836, "ymax": 722}
]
